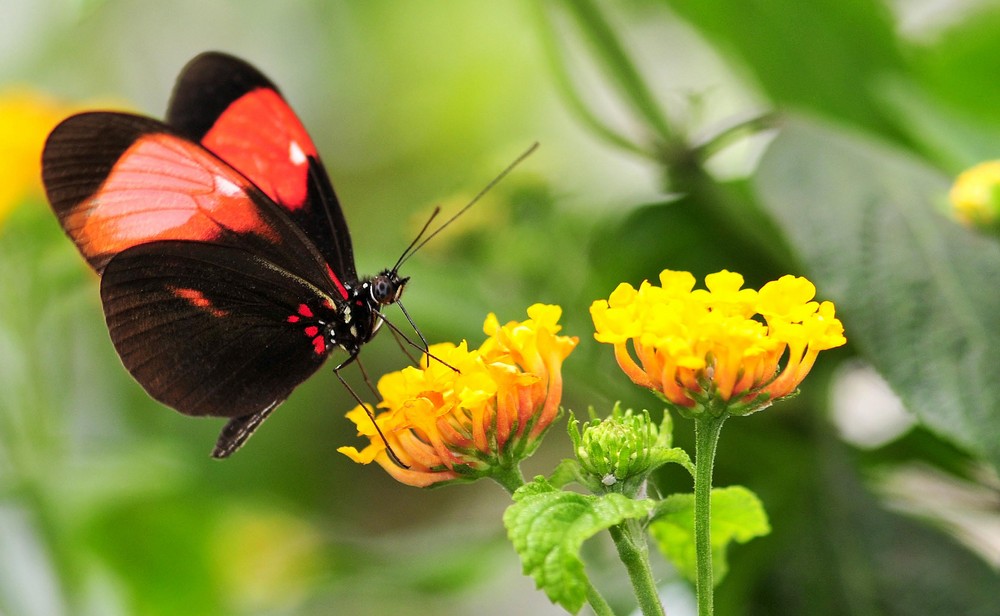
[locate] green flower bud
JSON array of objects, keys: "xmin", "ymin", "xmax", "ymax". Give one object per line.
[{"xmin": 569, "ymin": 403, "xmax": 689, "ymax": 495}]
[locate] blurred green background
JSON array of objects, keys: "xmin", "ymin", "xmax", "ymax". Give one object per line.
[{"xmin": 3, "ymin": 1, "xmax": 1000, "ymax": 615}]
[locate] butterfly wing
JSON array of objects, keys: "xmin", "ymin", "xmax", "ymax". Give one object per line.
[
  {"xmin": 166, "ymin": 51, "xmax": 357, "ymax": 284},
  {"xmin": 42, "ymin": 111, "xmax": 349, "ymax": 300},
  {"xmin": 101, "ymin": 240, "xmax": 340, "ymax": 455}
]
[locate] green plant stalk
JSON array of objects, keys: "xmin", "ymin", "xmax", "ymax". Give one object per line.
[
  {"xmin": 609, "ymin": 520, "xmax": 666, "ymax": 616},
  {"xmin": 490, "ymin": 462, "xmax": 527, "ymax": 495},
  {"xmin": 533, "ymin": 2, "xmax": 650, "ymax": 158},
  {"xmin": 584, "ymin": 579, "xmax": 617, "ymax": 616},
  {"xmin": 559, "ymin": 0, "xmax": 674, "ymax": 143},
  {"xmin": 693, "ymin": 412, "xmax": 728, "ymax": 616}
]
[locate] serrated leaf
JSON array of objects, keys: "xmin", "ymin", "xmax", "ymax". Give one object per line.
[
  {"xmin": 754, "ymin": 118, "xmax": 1000, "ymax": 471},
  {"xmin": 504, "ymin": 478, "xmax": 655, "ymax": 613},
  {"xmin": 649, "ymin": 486, "xmax": 770, "ymax": 585},
  {"xmin": 650, "ymin": 446, "xmax": 694, "ymax": 477}
]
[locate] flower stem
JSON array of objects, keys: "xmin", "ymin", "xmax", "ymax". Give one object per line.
[
  {"xmin": 584, "ymin": 579, "xmax": 617, "ymax": 616},
  {"xmin": 693, "ymin": 412, "xmax": 728, "ymax": 616},
  {"xmin": 490, "ymin": 463, "xmax": 526, "ymax": 495},
  {"xmin": 609, "ymin": 520, "xmax": 666, "ymax": 616}
]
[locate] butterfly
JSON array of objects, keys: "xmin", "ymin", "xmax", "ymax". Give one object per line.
[{"xmin": 42, "ymin": 51, "xmax": 417, "ymax": 459}]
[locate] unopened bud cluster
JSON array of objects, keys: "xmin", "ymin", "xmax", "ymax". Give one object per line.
[{"xmin": 569, "ymin": 404, "xmax": 673, "ymax": 496}]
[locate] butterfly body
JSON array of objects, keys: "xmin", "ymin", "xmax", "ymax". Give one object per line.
[{"xmin": 42, "ymin": 52, "xmax": 406, "ymax": 457}]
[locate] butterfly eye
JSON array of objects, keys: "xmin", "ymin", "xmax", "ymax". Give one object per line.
[{"xmin": 371, "ymin": 276, "xmax": 391, "ymax": 302}]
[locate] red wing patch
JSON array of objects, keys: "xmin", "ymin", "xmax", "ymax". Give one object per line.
[
  {"xmin": 64, "ymin": 133, "xmax": 279, "ymax": 265},
  {"xmin": 170, "ymin": 286, "xmax": 230, "ymax": 318},
  {"xmin": 44, "ymin": 112, "xmax": 345, "ymax": 301},
  {"xmin": 166, "ymin": 52, "xmax": 360, "ymax": 288},
  {"xmin": 202, "ymin": 88, "xmax": 317, "ymax": 211}
]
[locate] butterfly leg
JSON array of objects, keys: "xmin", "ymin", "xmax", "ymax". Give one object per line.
[
  {"xmin": 376, "ymin": 309, "xmax": 459, "ymax": 373},
  {"xmin": 333, "ymin": 355, "xmax": 410, "ymax": 469},
  {"xmin": 212, "ymin": 401, "xmax": 279, "ymax": 458},
  {"xmin": 354, "ymin": 356, "xmax": 380, "ymax": 400}
]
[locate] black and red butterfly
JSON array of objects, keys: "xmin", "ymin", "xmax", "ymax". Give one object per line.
[{"xmin": 42, "ymin": 52, "xmax": 418, "ymax": 458}]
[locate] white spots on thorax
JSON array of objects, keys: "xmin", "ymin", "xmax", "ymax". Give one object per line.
[{"xmin": 289, "ymin": 141, "xmax": 307, "ymax": 166}]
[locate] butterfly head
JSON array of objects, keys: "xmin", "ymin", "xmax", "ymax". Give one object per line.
[{"xmin": 370, "ymin": 269, "xmax": 409, "ymax": 307}]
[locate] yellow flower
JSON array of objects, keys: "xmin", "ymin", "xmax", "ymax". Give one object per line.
[
  {"xmin": 338, "ymin": 304, "xmax": 578, "ymax": 487},
  {"xmin": 0, "ymin": 89, "xmax": 75, "ymax": 223},
  {"xmin": 591, "ymin": 270, "xmax": 845, "ymax": 416},
  {"xmin": 949, "ymin": 160, "xmax": 1000, "ymax": 229}
]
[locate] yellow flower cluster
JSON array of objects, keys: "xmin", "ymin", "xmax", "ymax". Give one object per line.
[
  {"xmin": 591, "ymin": 270, "xmax": 845, "ymax": 414},
  {"xmin": 0, "ymin": 90, "xmax": 75, "ymax": 223},
  {"xmin": 338, "ymin": 304, "xmax": 578, "ymax": 487},
  {"xmin": 949, "ymin": 160, "xmax": 1000, "ymax": 228}
]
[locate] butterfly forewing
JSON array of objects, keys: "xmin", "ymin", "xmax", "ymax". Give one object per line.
[
  {"xmin": 42, "ymin": 111, "xmax": 345, "ymax": 300},
  {"xmin": 167, "ymin": 51, "xmax": 357, "ymax": 284},
  {"xmin": 100, "ymin": 240, "xmax": 338, "ymax": 419}
]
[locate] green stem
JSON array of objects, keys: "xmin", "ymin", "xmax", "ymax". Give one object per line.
[
  {"xmin": 490, "ymin": 463, "xmax": 526, "ymax": 495},
  {"xmin": 584, "ymin": 579, "xmax": 617, "ymax": 616},
  {"xmin": 609, "ymin": 520, "xmax": 666, "ymax": 616},
  {"xmin": 693, "ymin": 412, "xmax": 728, "ymax": 616},
  {"xmin": 532, "ymin": 1, "xmax": 652, "ymax": 158},
  {"xmin": 691, "ymin": 111, "xmax": 780, "ymax": 163},
  {"xmin": 560, "ymin": 0, "xmax": 674, "ymax": 143}
]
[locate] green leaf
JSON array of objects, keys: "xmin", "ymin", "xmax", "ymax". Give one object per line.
[
  {"xmin": 649, "ymin": 486, "xmax": 770, "ymax": 585},
  {"xmin": 876, "ymin": 78, "xmax": 1000, "ymax": 173},
  {"xmin": 503, "ymin": 478, "xmax": 655, "ymax": 613},
  {"xmin": 663, "ymin": 0, "xmax": 904, "ymax": 133},
  {"xmin": 754, "ymin": 118, "xmax": 1000, "ymax": 471},
  {"xmin": 910, "ymin": 8, "xmax": 1000, "ymax": 127},
  {"xmin": 547, "ymin": 458, "xmax": 586, "ymax": 489}
]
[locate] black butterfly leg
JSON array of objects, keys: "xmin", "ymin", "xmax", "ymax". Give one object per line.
[
  {"xmin": 376, "ymin": 309, "xmax": 459, "ymax": 373},
  {"xmin": 333, "ymin": 354, "xmax": 409, "ymax": 469}
]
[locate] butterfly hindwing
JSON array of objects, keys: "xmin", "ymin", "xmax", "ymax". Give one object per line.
[
  {"xmin": 166, "ymin": 51, "xmax": 357, "ymax": 284},
  {"xmin": 100, "ymin": 240, "xmax": 338, "ymax": 421}
]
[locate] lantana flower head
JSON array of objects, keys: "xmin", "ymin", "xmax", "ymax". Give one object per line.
[
  {"xmin": 0, "ymin": 90, "xmax": 77, "ymax": 223},
  {"xmin": 591, "ymin": 270, "xmax": 845, "ymax": 416},
  {"xmin": 949, "ymin": 160, "xmax": 1000, "ymax": 230},
  {"xmin": 338, "ymin": 304, "xmax": 578, "ymax": 487}
]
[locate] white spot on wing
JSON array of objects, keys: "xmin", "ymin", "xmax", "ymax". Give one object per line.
[
  {"xmin": 215, "ymin": 175, "xmax": 242, "ymax": 196},
  {"xmin": 289, "ymin": 141, "xmax": 307, "ymax": 166}
]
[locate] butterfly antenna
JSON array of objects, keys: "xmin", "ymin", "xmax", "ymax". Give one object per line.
[
  {"xmin": 392, "ymin": 205, "xmax": 442, "ymax": 272},
  {"xmin": 393, "ymin": 142, "xmax": 539, "ymax": 271}
]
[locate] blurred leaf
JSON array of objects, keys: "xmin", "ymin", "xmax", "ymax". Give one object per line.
[
  {"xmin": 662, "ymin": 0, "xmax": 904, "ymax": 133},
  {"xmin": 910, "ymin": 8, "xmax": 1000, "ymax": 127},
  {"xmin": 87, "ymin": 500, "xmax": 222, "ymax": 616},
  {"xmin": 209, "ymin": 505, "xmax": 325, "ymax": 614},
  {"xmin": 504, "ymin": 478, "xmax": 655, "ymax": 613},
  {"xmin": 754, "ymin": 117, "xmax": 1000, "ymax": 471},
  {"xmin": 649, "ymin": 486, "xmax": 770, "ymax": 586},
  {"xmin": 715, "ymin": 434, "xmax": 1000, "ymax": 616},
  {"xmin": 588, "ymin": 192, "xmax": 784, "ymax": 293},
  {"xmin": 877, "ymin": 77, "xmax": 1000, "ymax": 173}
]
